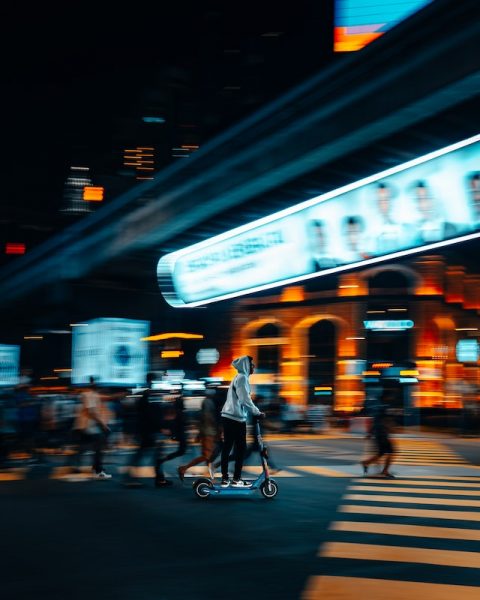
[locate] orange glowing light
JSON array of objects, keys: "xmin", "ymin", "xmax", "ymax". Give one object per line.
[
  {"xmin": 142, "ymin": 332, "xmax": 204, "ymax": 341},
  {"xmin": 334, "ymin": 27, "xmax": 383, "ymax": 52},
  {"xmin": 281, "ymin": 286, "xmax": 305, "ymax": 302},
  {"xmin": 161, "ymin": 350, "xmax": 184, "ymax": 358},
  {"xmin": 83, "ymin": 186, "xmax": 104, "ymax": 202}
]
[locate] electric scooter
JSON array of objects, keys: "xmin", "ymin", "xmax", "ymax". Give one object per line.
[{"xmin": 192, "ymin": 416, "xmax": 278, "ymax": 500}]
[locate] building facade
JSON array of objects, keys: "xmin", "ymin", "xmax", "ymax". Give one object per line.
[{"xmin": 229, "ymin": 255, "xmax": 480, "ymax": 413}]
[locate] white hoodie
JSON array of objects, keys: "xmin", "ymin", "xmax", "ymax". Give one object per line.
[{"xmin": 221, "ymin": 356, "xmax": 261, "ymax": 423}]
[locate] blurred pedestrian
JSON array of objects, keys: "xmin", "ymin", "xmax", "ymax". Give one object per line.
[
  {"xmin": 157, "ymin": 393, "xmax": 188, "ymax": 471},
  {"xmin": 69, "ymin": 376, "xmax": 112, "ymax": 479},
  {"xmin": 15, "ymin": 384, "xmax": 41, "ymax": 464},
  {"xmin": 177, "ymin": 391, "xmax": 219, "ymax": 481},
  {"xmin": 123, "ymin": 373, "xmax": 172, "ymax": 488},
  {"xmin": 361, "ymin": 390, "xmax": 396, "ymax": 478}
]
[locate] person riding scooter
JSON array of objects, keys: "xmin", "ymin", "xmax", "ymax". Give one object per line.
[{"xmin": 220, "ymin": 355, "xmax": 263, "ymax": 487}]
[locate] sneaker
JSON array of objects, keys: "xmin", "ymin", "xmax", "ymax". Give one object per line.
[
  {"xmin": 155, "ymin": 479, "xmax": 173, "ymax": 488},
  {"xmin": 93, "ymin": 471, "xmax": 112, "ymax": 480},
  {"xmin": 177, "ymin": 466, "xmax": 186, "ymax": 482},
  {"xmin": 220, "ymin": 478, "xmax": 230, "ymax": 487},
  {"xmin": 231, "ymin": 479, "xmax": 251, "ymax": 487},
  {"xmin": 361, "ymin": 461, "xmax": 368, "ymax": 476},
  {"xmin": 380, "ymin": 472, "xmax": 395, "ymax": 479}
]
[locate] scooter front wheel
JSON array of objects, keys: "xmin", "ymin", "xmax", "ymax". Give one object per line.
[
  {"xmin": 260, "ymin": 479, "xmax": 278, "ymax": 499},
  {"xmin": 194, "ymin": 480, "xmax": 213, "ymax": 499}
]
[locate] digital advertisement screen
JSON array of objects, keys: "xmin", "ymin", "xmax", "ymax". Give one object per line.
[
  {"xmin": 334, "ymin": 0, "xmax": 433, "ymax": 52},
  {"xmin": 456, "ymin": 339, "xmax": 479, "ymax": 363},
  {"xmin": 0, "ymin": 344, "xmax": 20, "ymax": 387},
  {"xmin": 158, "ymin": 135, "xmax": 480, "ymax": 308},
  {"xmin": 71, "ymin": 318, "xmax": 150, "ymax": 386}
]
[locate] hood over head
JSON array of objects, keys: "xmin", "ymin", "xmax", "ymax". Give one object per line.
[{"xmin": 231, "ymin": 355, "xmax": 252, "ymax": 375}]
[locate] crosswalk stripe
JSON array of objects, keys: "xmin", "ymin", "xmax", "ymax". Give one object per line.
[
  {"xmin": 319, "ymin": 541, "xmax": 480, "ymax": 568},
  {"xmin": 395, "ymin": 464, "xmax": 468, "ymax": 468},
  {"xmin": 330, "ymin": 521, "xmax": 480, "ymax": 540},
  {"xmin": 395, "ymin": 452, "xmax": 464, "ymax": 456},
  {"xmin": 344, "ymin": 493, "xmax": 480, "ymax": 507},
  {"xmin": 395, "ymin": 460, "xmax": 467, "ymax": 463},
  {"xmin": 353, "ymin": 479, "xmax": 480, "ymax": 488},
  {"xmin": 340, "ymin": 504, "xmax": 480, "ymax": 521},
  {"xmin": 301, "ymin": 576, "xmax": 480, "ymax": 600},
  {"xmin": 292, "ymin": 465, "xmax": 352, "ymax": 477},
  {"xmin": 302, "ymin": 469, "xmax": 480, "ymax": 600},
  {"xmin": 349, "ymin": 485, "xmax": 480, "ymax": 496},
  {"xmin": 353, "ymin": 475, "xmax": 480, "ymax": 481}
]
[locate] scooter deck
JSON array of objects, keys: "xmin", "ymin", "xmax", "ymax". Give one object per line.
[{"xmin": 207, "ymin": 484, "xmax": 258, "ymax": 496}]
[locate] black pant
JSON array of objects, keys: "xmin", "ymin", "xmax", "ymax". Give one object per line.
[
  {"xmin": 71, "ymin": 431, "xmax": 105, "ymax": 474},
  {"xmin": 221, "ymin": 418, "xmax": 246, "ymax": 480},
  {"xmin": 222, "ymin": 437, "xmax": 277, "ymax": 470},
  {"xmin": 159, "ymin": 433, "xmax": 187, "ymax": 465},
  {"xmin": 128, "ymin": 434, "xmax": 166, "ymax": 481}
]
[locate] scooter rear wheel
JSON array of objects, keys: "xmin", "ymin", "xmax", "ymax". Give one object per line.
[{"xmin": 260, "ymin": 479, "xmax": 278, "ymax": 499}]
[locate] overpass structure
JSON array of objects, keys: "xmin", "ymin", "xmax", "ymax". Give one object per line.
[{"xmin": 0, "ymin": 0, "xmax": 479, "ymax": 321}]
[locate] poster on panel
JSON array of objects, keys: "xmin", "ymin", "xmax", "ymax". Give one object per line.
[
  {"xmin": 158, "ymin": 135, "xmax": 480, "ymax": 307},
  {"xmin": 72, "ymin": 319, "xmax": 150, "ymax": 386},
  {"xmin": 0, "ymin": 345, "xmax": 20, "ymax": 387}
]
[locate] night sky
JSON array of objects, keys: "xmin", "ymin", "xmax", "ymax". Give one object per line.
[{"xmin": 1, "ymin": 2, "xmax": 333, "ymax": 222}]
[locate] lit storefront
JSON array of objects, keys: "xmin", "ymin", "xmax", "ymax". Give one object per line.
[{"xmin": 229, "ymin": 255, "xmax": 480, "ymax": 413}]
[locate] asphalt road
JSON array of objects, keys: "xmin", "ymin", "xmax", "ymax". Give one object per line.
[{"xmin": 1, "ymin": 435, "xmax": 479, "ymax": 600}]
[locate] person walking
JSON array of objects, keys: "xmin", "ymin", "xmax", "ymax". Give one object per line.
[
  {"xmin": 177, "ymin": 391, "xmax": 219, "ymax": 481},
  {"xmin": 123, "ymin": 373, "xmax": 172, "ymax": 488},
  {"xmin": 220, "ymin": 356, "xmax": 263, "ymax": 487},
  {"xmin": 361, "ymin": 390, "xmax": 396, "ymax": 478},
  {"xmin": 70, "ymin": 377, "xmax": 111, "ymax": 479},
  {"xmin": 157, "ymin": 393, "xmax": 188, "ymax": 472}
]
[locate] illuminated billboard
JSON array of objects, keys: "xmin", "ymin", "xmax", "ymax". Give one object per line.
[
  {"xmin": 72, "ymin": 318, "xmax": 150, "ymax": 386},
  {"xmin": 158, "ymin": 135, "xmax": 480, "ymax": 308},
  {"xmin": 334, "ymin": 0, "xmax": 432, "ymax": 52},
  {"xmin": 0, "ymin": 344, "xmax": 20, "ymax": 387},
  {"xmin": 456, "ymin": 339, "xmax": 479, "ymax": 363}
]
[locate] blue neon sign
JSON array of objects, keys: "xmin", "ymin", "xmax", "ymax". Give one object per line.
[{"xmin": 364, "ymin": 320, "xmax": 414, "ymax": 331}]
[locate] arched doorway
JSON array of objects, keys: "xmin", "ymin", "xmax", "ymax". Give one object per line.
[
  {"xmin": 368, "ymin": 269, "xmax": 410, "ymax": 293},
  {"xmin": 307, "ymin": 320, "xmax": 336, "ymax": 404},
  {"xmin": 256, "ymin": 323, "xmax": 280, "ymax": 374},
  {"xmin": 366, "ymin": 269, "xmax": 413, "ymax": 412},
  {"xmin": 366, "ymin": 270, "xmax": 411, "ymax": 363}
]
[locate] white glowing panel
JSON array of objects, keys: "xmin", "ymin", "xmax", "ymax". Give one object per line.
[
  {"xmin": 364, "ymin": 319, "xmax": 414, "ymax": 331},
  {"xmin": 72, "ymin": 318, "xmax": 150, "ymax": 386},
  {"xmin": 456, "ymin": 339, "xmax": 479, "ymax": 363},
  {"xmin": 158, "ymin": 135, "xmax": 480, "ymax": 307},
  {"xmin": 0, "ymin": 344, "xmax": 20, "ymax": 386}
]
